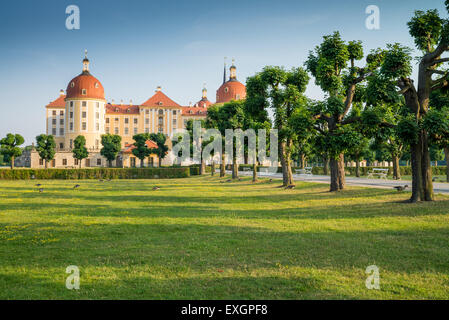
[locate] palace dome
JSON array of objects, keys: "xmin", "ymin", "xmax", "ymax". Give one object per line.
[
  {"xmin": 65, "ymin": 54, "xmax": 105, "ymax": 100},
  {"xmin": 216, "ymin": 80, "xmax": 246, "ymax": 104}
]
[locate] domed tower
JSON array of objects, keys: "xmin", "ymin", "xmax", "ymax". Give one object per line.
[
  {"xmin": 216, "ymin": 58, "xmax": 246, "ymax": 104},
  {"xmin": 64, "ymin": 51, "xmax": 106, "ymax": 151},
  {"xmin": 195, "ymin": 84, "xmax": 212, "ymax": 108}
]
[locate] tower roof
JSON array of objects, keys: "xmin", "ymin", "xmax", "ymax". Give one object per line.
[{"xmin": 66, "ymin": 54, "xmax": 105, "ymax": 100}]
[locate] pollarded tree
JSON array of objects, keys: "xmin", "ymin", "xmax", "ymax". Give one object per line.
[
  {"xmin": 100, "ymin": 134, "xmax": 122, "ymax": 167},
  {"xmin": 36, "ymin": 134, "xmax": 56, "ymax": 168},
  {"xmin": 205, "ymin": 105, "xmax": 227, "ymax": 177},
  {"xmin": 305, "ymin": 32, "xmax": 383, "ymax": 191},
  {"xmin": 429, "ymin": 89, "xmax": 449, "ymax": 181},
  {"xmin": 372, "ymin": 3, "xmax": 449, "ymax": 201},
  {"xmin": 72, "ymin": 135, "xmax": 89, "ymax": 169},
  {"xmin": 253, "ymin": 66, "xmax": 309, "ymax": 186},
  {"xmin": 0, "ymin": 133, "xmax": 24, "ymax": 169},
  {"xmin": 132, "ymin": 133, "xmax": 151, "ymax": 167},
  {"xmin": 149, "ymin": 133, "xmax": 168, "ymax": 167}
]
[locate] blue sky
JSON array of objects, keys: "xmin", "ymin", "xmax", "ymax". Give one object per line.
[{"xmin": 0, "ymin": 0, "xmax": 446, "ymax": 144}]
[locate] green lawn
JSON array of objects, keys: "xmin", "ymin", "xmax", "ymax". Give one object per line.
[{"xmin": 1, "ymin": 175, "xmax": 449, "ymax": 299}]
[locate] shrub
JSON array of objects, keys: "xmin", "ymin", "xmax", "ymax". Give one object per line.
[{"xmin": 0, "ymin": 167, "xmax": 190, "ymax": 180}]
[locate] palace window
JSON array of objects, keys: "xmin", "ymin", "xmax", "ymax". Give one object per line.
[
  {"xmin": 52, "ymin": 119, "xmax": 56, "ymax": 125},
  {"xmin": 158, "ymin": 117, "xmax": 163, "ymax": 125},
  {"xmin": 82, "ymin": 89, "xmax": 87, "ymax": 95},
  {"xmin": 106, "ymin": 127, "xmax": 110, "ymax": 134},
  {"xmin": 173, "ymin": 110, "xmax": 177, "ymax": 115},
  {"xmin": 114, "ymin": 127, "xmax": 119, "ymax": 134},
  {"xmin": 96, "ymin": 123, "xmax": 99, "ymax": 131},
  {"xmin": 96, "ymin": 112, "xmax": 99, "ymax": 119},
  {"xmin": 145, "ymin": 109, "xmax": 149, "ymax": 114},
  {"xmin": 173, "ymin": 119, "xmax": 177, "ymax": 126},
  {"xmin": 82, "ymin": 101, "xmax": 87, "ymax": 107},
  {"xmin": 74, "ymin": 159, "xmax": 78, "ymax": 165},
  {"xmin": 62, "ymin": 159, "xmax": 67, "ymax": 166},
  {"xmin": 52, "ymin": 128, "xmax": 56, "ymax": 135},
  {"xmin": 134, "ymin": 118, "xmax": 138, "ymax": 124},
  {"xmin": 96, "ymin": 102, "xmax": 99, "ymax": 108},
  {"xmin": 115, "ymin": 118, "xmax": 119, "ymax": 122},
  {"xmin": 125, "ymin": 127, "xmax": 129, "ymax": 135},
  {"xmin": 39, "ymin": 159, "xmax": 44, "ymax": 166},
  {"xmin": 60, "ymin": 128, "xmax": 64, "ymax": 136},
  {"xmin": 96, "ymin": 139, "xmax": 99, "ymax": 149},
  {"xmin": 145, "ymin": 118, "xmax": 149, "ymax": 124},
  {"xmin": 158, "ymin": 109, "xmax": 164, "ymax": 115},
  {"xmin": 82, "ymin": 112, "xmax": 86, "ymax": 118},
  {"xmin": 60, "ymin": 111, "xmax": 64, "ymax": 116},
  {"xmin": 158, "ymin": 127, "xmax": 164, "ymax": 133},
  {"xmin": 82, "ymin": 122, "xmax": 86, "ymax": 130},
  {"xmin": 52, "ymin": 110, "xmax": 56, "ymax": 116},
  {"xmin": 60, "ymin": 119, "xmax": 64, "ymax": 125},
  {"xmin": 145, "ymin": 128, "xmax": 149, "ymax": 133},
  {"xmin": 97, "ymin": 158, "xmax": 102, "ymax": 165},
  {"xmin": 70, "ymin": 101, "xmax": 74, "ymax": 107},
  {"xmin": 59, "ymin": 143, "xmax": 64, "ymax": 149},
  {"xmin": 70, "ymin": 112, "xmax": 73, "ymax": 119},
  {"xmin": 125, "ymin": 118, "xmax": 129, "ymax": 124},
  {"xmin": 106, "ymin": 118, "xmax": 110, "ymax": 124},
  {"xmin": 70, "ymin": 139, "xmax": 73, "ymax": 149},
  {"xmin": 134, "ymin": 127, "xmax": 138, "ymax": 134},
  {"xmin": 70, "ymin": 122, "xmax": 73, "ymax": 131}
]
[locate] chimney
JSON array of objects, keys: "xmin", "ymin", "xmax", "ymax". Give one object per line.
[
  {"xmin": 189, "ymin": 101, "xmax": 192, "ymax": 107},
  {"xmin": 156, "ymin": 86, "xmax": 162, "ymax": 92},
  {"xmin": 120, "ymin": 99, "xmax": 123, "ymax": 105},
  {"xmin": 130, "ymin": 99, "xmax": 133, "ymax": 105},
  {"xmin": 111, "ymin": 99, "xmax": 115, "ymax": 104},
  {"xmin": 59, "ymin": 89, "xmax": 64, "ymax": 96}
]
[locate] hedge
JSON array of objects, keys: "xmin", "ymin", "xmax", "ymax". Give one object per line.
[{"xmin": 0, "ymin": 167, "xmax": 190, "ymax": 180}]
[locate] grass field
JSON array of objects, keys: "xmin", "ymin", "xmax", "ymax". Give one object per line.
[{"xmin": 1, "ymin": 175, "xmax": 449, "ymax": 299}]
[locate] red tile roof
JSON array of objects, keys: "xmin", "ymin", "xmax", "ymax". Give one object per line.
[
  {"xmin": 122, "ymin": 140, "xmax": 158, "ymax": 154},
  {"xmin": 141, "ymin": 90, "xmax": 181, "ymax": 107},
  {"xmin": 182, "ymin": 106, "xmax": 208, "ymax": 116},
  {"xmin": 106, "ymin": 104, "xmax": 140, "ymax": 114},
  {"xmin": 195, "ymin": 98, "xmax": 212, "ymax": 108},
  {"xmin": 216, "ymin": 80, "xmax": 246, "ymax": 104},
  {"xmin": 46, "ymin": 95, "xmax": 66, "ymax": 108},
  {"xmin": 66, "ymin": 73, "xmax": 105, "ymax": 100}
]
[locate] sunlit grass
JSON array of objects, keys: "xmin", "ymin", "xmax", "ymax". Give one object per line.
[{"xmin": 0, "ymin": 175, "xmax": 448, "ymax": 299}]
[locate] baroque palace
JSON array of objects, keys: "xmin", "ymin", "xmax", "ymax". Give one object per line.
[{"xmin": 25, "ymin": 55, "xmax": 246, "ymax": 168}]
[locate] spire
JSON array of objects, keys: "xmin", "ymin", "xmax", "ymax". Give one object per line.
[
  {"xmin": 202, "ymin": 83, "xmax": 207, "ymax": 99},
  {"xmin": 229, "ymin": 58, "xmax": 237, "ymax": 80},
  {"xmin": 223, "ymin": 57, "xmax": 227, "ymax": 84},
  {"xmin": 82, "ymin": 49, "xmax": 90, "ymax": 73}
]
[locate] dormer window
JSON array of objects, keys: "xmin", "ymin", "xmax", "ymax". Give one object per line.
[
  {"xmin": 127, "ymin": 108, "xmax": 130, "ymax": 113},
  {"xmin": 115, "ymin": 108, "xmax": 119, "ymax": 112},
  {"xmin": 71, "ymin": 82, "xmax": 75, "ymax": 88},
  {"xmin": 158, "ymin": 101, "xmax": 163, "ymax": 106},
  {"xmin": 158, "ymin": 109, "xmax": 164, "ymax": 115},
  {"xmin": 95, "ymin": 82, "xmax": 99, "ymax": 88},
  {"xmin": 82, "ymin": 89, "xmax": 87, "ymax": 95},
  {"xmin": 224, "ymin": 87, "xmax": 229, "ymax": 93}
]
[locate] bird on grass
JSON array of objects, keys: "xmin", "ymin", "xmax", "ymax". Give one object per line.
[
  {"xmin": 35, "ymin": 183, "xmax": 42, "ymax": 187},
  {"xmin": 98, "ymin": 179, "xmax": 104, "ymax": 182},
  {"xmin": 73, "ymin": 184, "xmax": 81, "ymax": 189},
  {"xmin": 152, "ymin": 186, "xmax": 160, "ymax": 191},
  {"xmin": 268, "ymin": 179, "xmax": 273, "ymax": 183},
  {"xmin": 393, "ymin": 185, "xmax": 408, "ymax": 192},
  {"xmin": 285, "ymin": 185, "xmax": 296, "ymax": 190},
  {"xmin": 38, "ymin": 188, "xmax": 44, "ymax": 193},
  {"xmin": 225, "ymin": 179, "xmax": 232, "ymax": 183}
]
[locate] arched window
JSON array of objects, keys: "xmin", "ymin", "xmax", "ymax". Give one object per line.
[{"xmin": 158, "ymin": 109, "xmax": 164, "ymax": 115}]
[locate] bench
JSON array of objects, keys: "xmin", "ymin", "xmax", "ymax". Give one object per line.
[
  {"xmin": 367, "ymin": 168, "xmax": 389, "ymax": 179},
  {"xmin": 295, "ymin": 167, "xmax": 313, "ymax": 175}
]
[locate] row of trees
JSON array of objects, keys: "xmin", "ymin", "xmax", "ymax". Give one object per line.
[
  {"xmin": 194, "ymin": 1, "xmax": 449, "ymax": 202},
  {"xmin": 0, "ymin": 132, "xmax": 168, "ymax": 169}
]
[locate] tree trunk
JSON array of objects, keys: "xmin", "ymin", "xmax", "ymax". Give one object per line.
[
  {"xmin": 300, "ymin": 153, "xmax": 305, "ymax": 169},
  {"xmin": 286, "ymin": 139, "xmax": 294, "ymax": 185},
  {"xmin": 79, "ymin": 160, "xmax": 82, "ymax": 169},
  {"xmin": 220, "ymin": 152, "xmax": 225, "ymax": 177},
  {"xmin": 232, "ymin": 156, "xmax": 238, "ymax": 179},
  {"xmin": 392, "ymin": 155, "xmax": 400, "ymax": 180},
  {"xmin": 159, "ymin": 156, "xmax": 162, "ymax": 167},
  {"xmin": 45, "ymin": 160, "xmax": 48, "ymax": 169},
  {"xmin": 445, "ymin": 147, "xmax": 449, "ymax": 182},
  {"xmin": 200, "ymin": 159, "xmax": 206, "ymax": 175},
  {"xmin": 421, "ymin": 133, "xmax": 434, "ymax": 201},
  {"xmin": 323, "ymin": 156, "xmax": 329, "ymax": 175},
  {"xmin": 330, "ymin": 153, "xmax": 345, "ymax": 192},
  {"xmin": 410, "ymin": 142, "xmax": 423, "ymax": 202},
  {"xmin": 355, "ymin": 155, "xmax": 360, "ymax": 178},
  {"xmin": 141, "ymin": 158, "xmax": 144, "ymax": 168},
  {"xmin": 10, "ymin": 156, "xmax": 14, "ymax": 170},
  {"xmin": 211, "ymin": 161, "xmax": 215, "ymax": 176},
  {"xmin": 108, "ymin": 160, "xmax": 112, "ymax": 168},
  {"xmin": 280, "ymin": 141, "xmax": 288, "ymax": 186},
  {"xmin": 252, "ymin": 161, "xmax": 258, "ymax": 183}
]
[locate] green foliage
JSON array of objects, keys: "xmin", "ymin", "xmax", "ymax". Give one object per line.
[
  {"xmin": 407, "ymin": 9, "xmax": 443, "ymax": 52},
  {"xmin": 100, "ymin": 134, "xmax": 122, "ymax": 164},
  {"xmin": 0, "ymin": 167, "xmax": 190, "ymax": 180},
  {"xmin": 380, "ymin": 43, "xmax": 413, "ymax": 79},
  {"xmin": 0, "ymin": 133, "xmax": 24, "ymax": 168},
  {"xmin": 365, "ymin": 72, "xmax": 402, "ymax": 106},
  {"xmin": 72, "ymin": 136, "xmax": 89, "ymax": 164},
  {"xmin": 424, "ymin": 107, "xmax": 449, "ymax": 146},
  {"xmin": 148, "ymin": 133, "xmax": 169, "ymax": 164},
  {"xmin": 132, "ymin": 133, "xmax": 152, "ymax": 165},
  {"xmin": 35, "ymin": 134, "xmax": 56, "ymax": 164},
  {"xmin": 397, "ymin": 116, "xmax": 420, "ymax": 145}
]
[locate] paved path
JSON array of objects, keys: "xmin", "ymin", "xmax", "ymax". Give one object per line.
[{"xmin": 232, "ymin": 171, "xmax": 449, "ymax": 194}]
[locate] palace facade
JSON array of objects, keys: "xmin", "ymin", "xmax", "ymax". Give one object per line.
[{"xmin": 23, "ymin": 55, "xmax": 246, "ymax": 168}]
